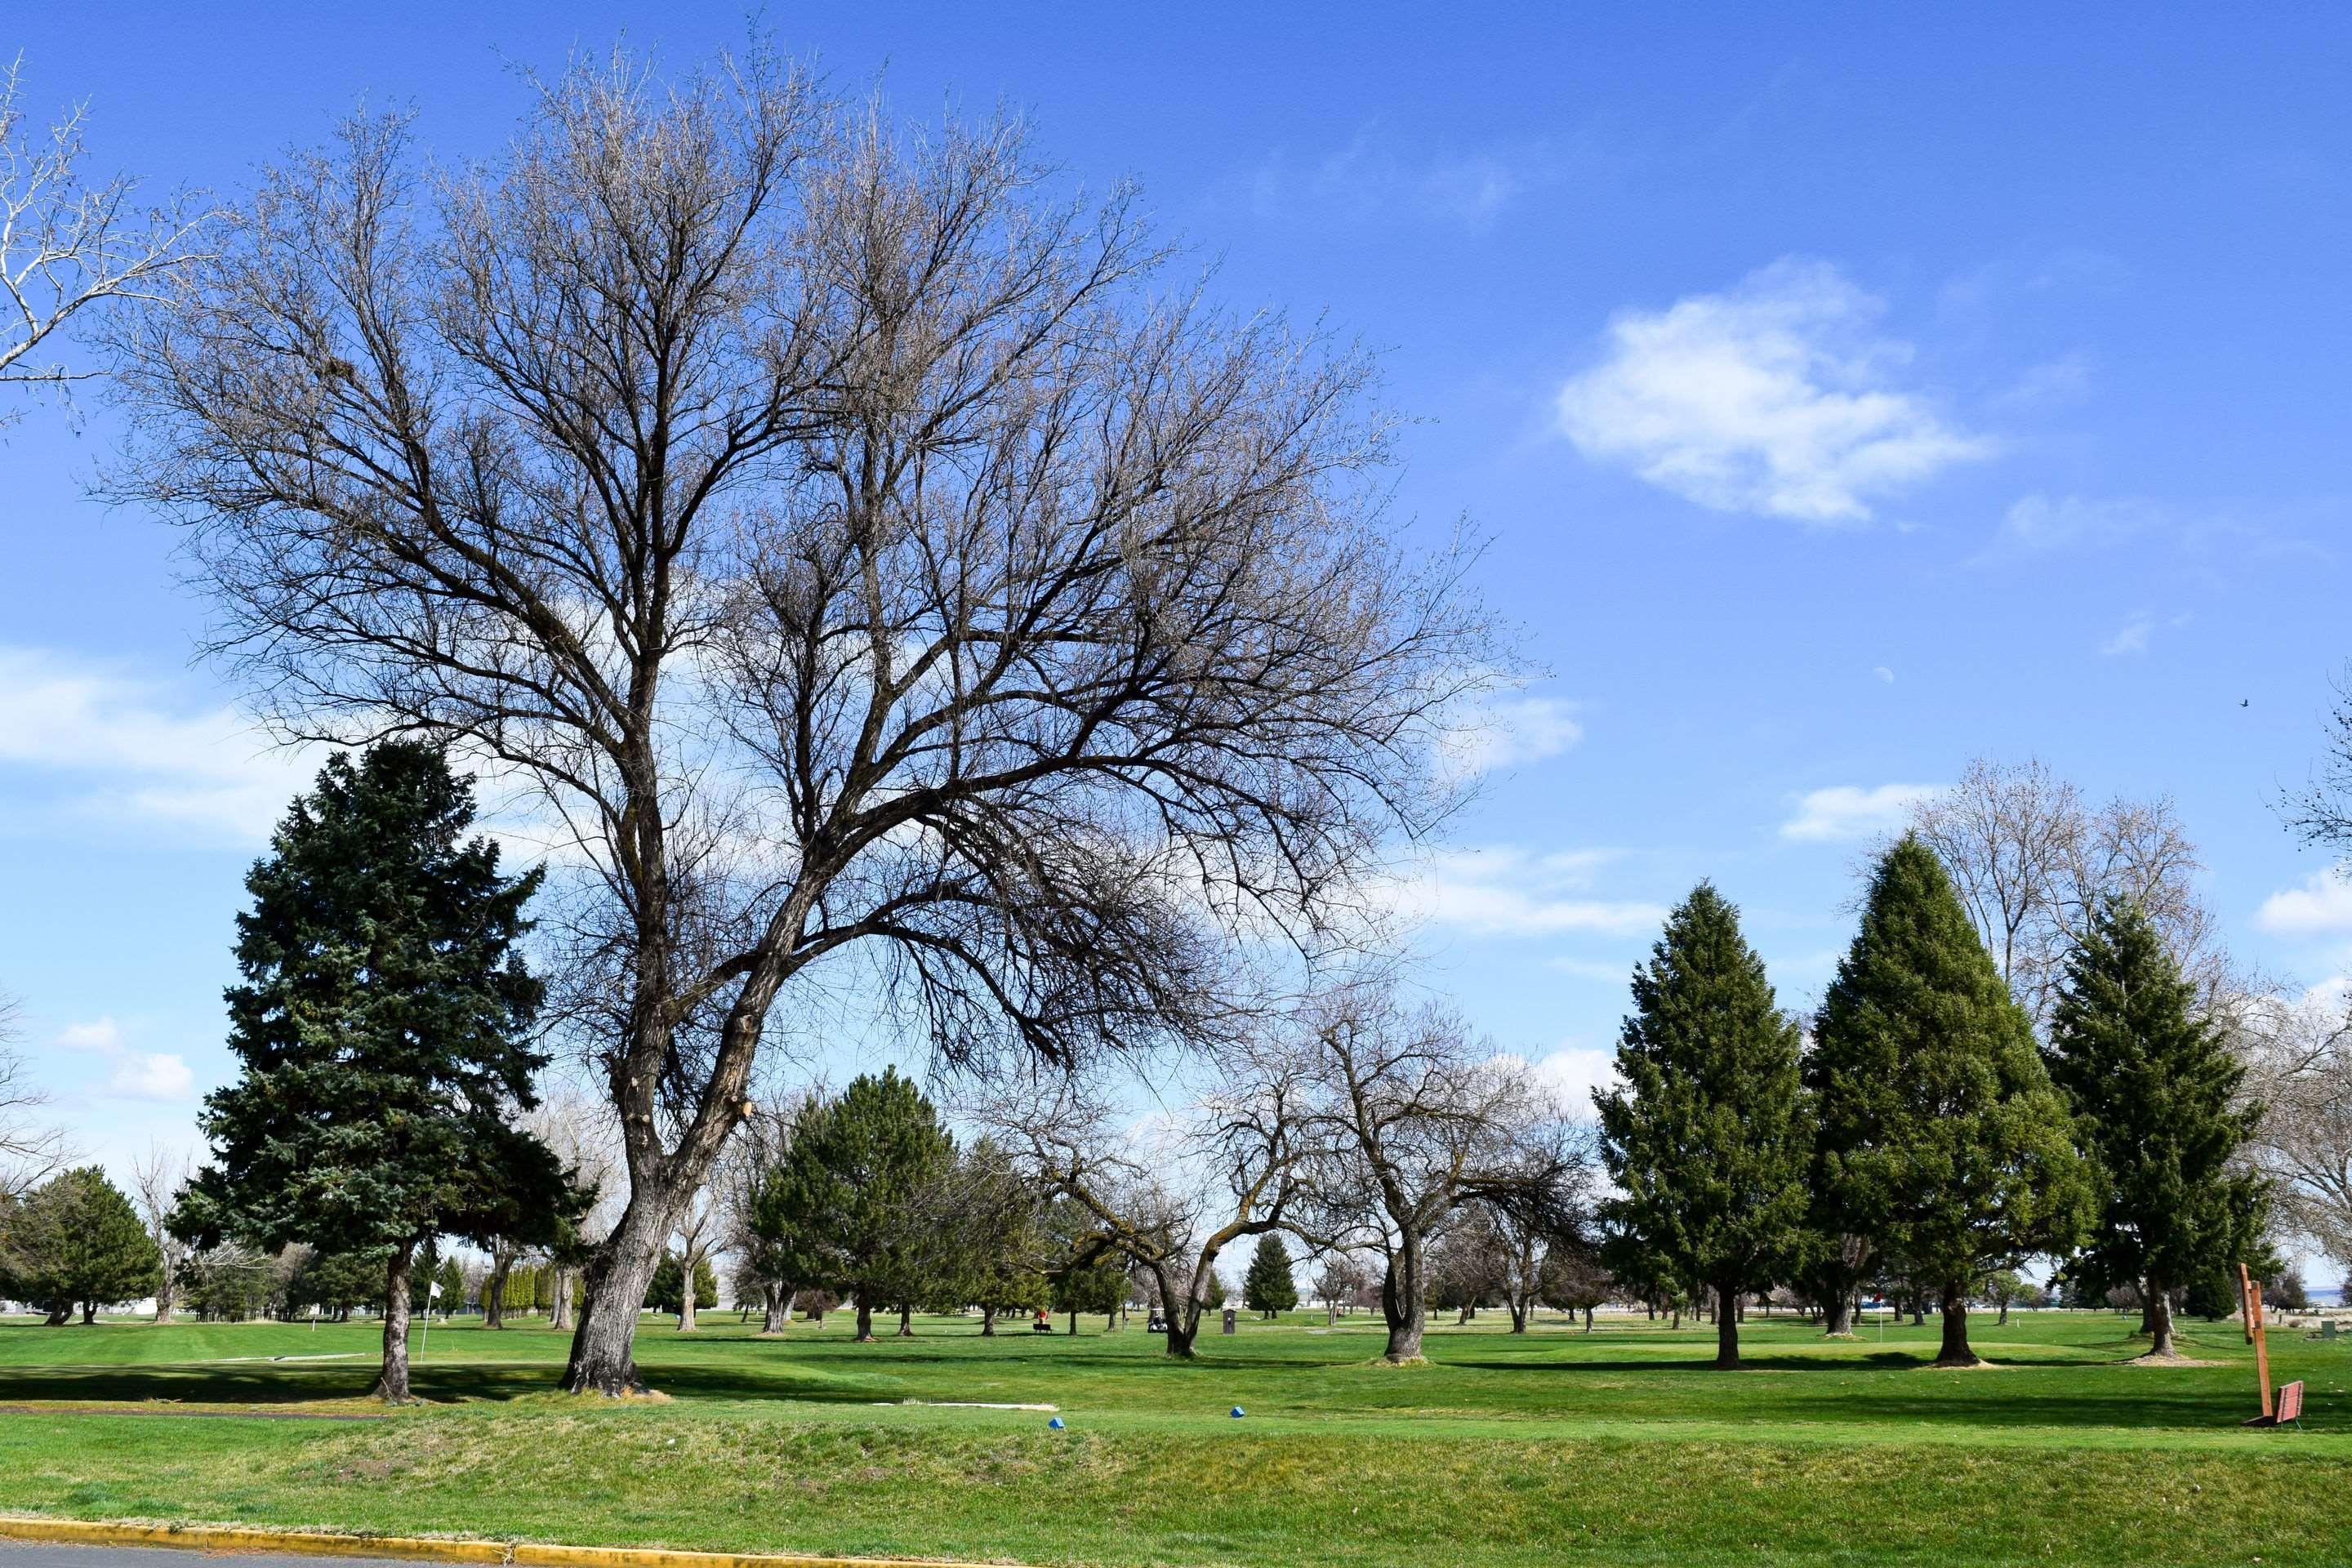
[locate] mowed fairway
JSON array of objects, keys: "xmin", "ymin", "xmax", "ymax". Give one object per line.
[{"xmin": 0, "ymin": 1308, "xmax": 2346, "ymax": 1567}]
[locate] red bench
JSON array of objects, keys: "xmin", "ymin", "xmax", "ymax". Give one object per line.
[{"xmin": 2278, "ymin": 1380, "xmax": 2305, "ymax": 1428}]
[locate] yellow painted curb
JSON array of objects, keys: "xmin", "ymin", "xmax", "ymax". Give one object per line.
[{"xmin": 0, "ymin": 1517, "xmax": 1021, "ymax": 1568}]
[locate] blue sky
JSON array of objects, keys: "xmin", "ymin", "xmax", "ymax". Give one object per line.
[{"xmin": 5, "ymin": 3, "xmax": 2352, "ymax": 1183}]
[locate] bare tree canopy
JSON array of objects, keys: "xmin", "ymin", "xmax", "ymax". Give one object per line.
[
  {"xmin": 0, "ymin": 56, "xmax": 210, "ymax": 420},
  {"xmin": 2241, "ymin": 993, "xmax": 2352, "ymax": 1267},
  {"xmin": 1907, "ymin": 755, "xmax": 2234, "ymax": 1024},
  {"xmin": 973, "ymin": 1029, "xmax": 1317, "ymax": 1359},
  {"xmin": 1289, "ymin": 978, "xmax": 1588, "ymax": 1363},
  {"xmin": 0, "ymin": 993, "xmax": 71, "ymax": 1200},
  {"xmin": 105, "ymin": 44, "xmax": 1498, "ymax": 1393}
]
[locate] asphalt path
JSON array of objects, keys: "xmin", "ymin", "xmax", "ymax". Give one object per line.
[{"xmin": 0, "ymin": 1543, "xmax": 425, "ymax": 1568}]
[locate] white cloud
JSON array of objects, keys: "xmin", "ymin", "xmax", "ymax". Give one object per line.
[
  {"xmin": 1557, "ymin": 258, "xmax": 1989, "ymax": 523},
  {"xmin": 1499, "ymin": 1042, "xmax": 1623, "ymax": 1119},
  {"xmin": 0, "ymin": 647, "xmax": 316, "ymax": 844},
  {"xmin": 56, "ymin": 1017, "xmax": 125, "ymax": 1052},
  {"xmin": 1439, "ymin": 694, "xmax": 1585, "ymax": 779},
  {"xmin": 2257, "ymin": 870, "xmax": 2352, "ymax": 937},
  {"xmin": 51, "ymin": 1016, "xmax": 197, "ymax": 1103},
  {"xmin": 106, "ymin": 1053, "xmax": 194, "ymax": 1102},
  {"xmin": 1780, "ymin": 783, "xmax": 1942, "ymax": 843},
  {"xmin": 1376, "ymin": 846, "xmax": 1664, "ymax": 938}
]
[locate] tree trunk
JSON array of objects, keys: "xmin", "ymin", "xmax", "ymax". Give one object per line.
[
  {"xmin": 561, "ymin": 1196, "xmax": 675, "ymax": 1395},
  {"xmin": 1714, "ymin": 1276, "xmax": 1742, "ymax": 1369},
  {"xmin": 678, "ymin": 1257, "xmax": 698, "ymax": 1331},
  {"xmin": 1823, "ymin": 1294, "xmax": 1854, "ymax": 1336},
  {"xmin": 2146, "ymin": 1280, "xmax": 2178, "ymax": 1357},
  {"xmin": 760, "ymin": 1284, "xmax": 791, "ymax": 1335},
  {"xmin": 1936, "ymin": 1281, "xmax": 1979, "ymax": 1367},
  {"xmin": 1998, "ymin": 1298, "xmax": 2010, "ymax": 1326},
  {"xmin": 854, "ymin": 1295, "xmax": 875, "ymax": 1343},
  {"xmin": 1379, "ymin": 1245, "xmax": 1427, "ymax": 1363},
  {"xmin": 375, "ymin": 1241, "xmax": 416, "ymax": 1403},
  {"xmin": 485, "ymin": 1257, "xmax": 511, "ymax": 1330},
  {"xmin": 980, "ymin": 1305, "xmax": 997, "ymax": 1338},
  {"xmin": 1584, "ymin": 1306, "xmax": 1595, "ymax": 1332},
  {"xmin": 80, "ymin": 1300, "xmax": 96, "ymax": 1325},
  {"xmin": 898, "ymin": 1304, "xmax": 913, "ymax": 1337},
  {"xmin": 550, "ymin": 1266, "xmax": 575, "ymax": 1333},
  {"xmin": 1670, "ymin": 1305, "xmax": 1681, "ymax": 1330}
]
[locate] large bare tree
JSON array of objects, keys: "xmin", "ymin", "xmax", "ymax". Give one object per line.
[
  {"xmin": 106, "ymin": 48, "xmax": 1492, "ymax": 1393},
  {"xmin": 1, "ymin": 56, "xmax": 209, "ymax": 421},
  {"xmin": 978, "ymin": 1036, "xmax": 1316, "ymax": 1359},
  {"xmin": 1290, "ymin": 981, "xmax": 1586, "ymax": 1363},
  {"xmin": 1909, "ymin": 755, "xmax": 2233, "ymax": 1025}
]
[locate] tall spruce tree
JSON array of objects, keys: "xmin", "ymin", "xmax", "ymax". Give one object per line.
[
  {"xmin": 1596, "ymin": 883, "xmax": 1812, "ymax": 1369},
  {"xmin": 752, "ymin": 1069, "xmax": 955, "ymax": 1342},
  {"xmin": 172, "ymin": 744, "xmax": 585, "ymax": 1401},
  {"xmin": 1242, "ymin": 1232, "xmax": 1300, "ymax": 1318},
  {"xmin": 2045, "ymin": 898, "xmax": 2269, "ymax": 1358},
  {"xmin": 1812, "ymin": 838, "xmax": 2094, "ymax": 1367}
]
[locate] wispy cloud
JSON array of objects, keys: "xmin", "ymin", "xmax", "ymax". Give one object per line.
[
  {"xmin": 1438, "ymin": 693, "xmax": 1585, "ymax": 780},
  {"xmin": 1780, "ymin": 783, "xmax": 1942, "ymax": 843},
  {"xmin": 1993, "ymin": 493, "xmax": 2158, "ymax": 554},
  {"xmin": 1375, "ymin": 846, "xmax": 1664, "ymax": 938},
  {"xmin": 0, "ymin": 646, "xmax": 314, "ymax": 845},
  {"xmin": 1557, "ymin": 257, "xmax": 1989, "ymax": 523},
  {"xmin": 1240, "ymin": 127, "xmax": 1570, "ymax": 232}
]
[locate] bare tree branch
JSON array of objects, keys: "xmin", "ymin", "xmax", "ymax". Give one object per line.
[{"xmin": 0, "ymin": 55, "xmax": 212, "ymax": 422}]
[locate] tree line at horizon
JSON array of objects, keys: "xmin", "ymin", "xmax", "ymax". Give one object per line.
[{"xmin": 0, "ymin": 741, "xmax": 2298, "ymax": 1393}]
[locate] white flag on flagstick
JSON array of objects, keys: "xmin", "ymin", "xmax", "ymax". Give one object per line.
[{"xmin": 428, "ymin": 1281, "xmax": 442, "ymax": 1298}]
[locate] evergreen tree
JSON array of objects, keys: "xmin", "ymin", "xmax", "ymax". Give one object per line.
[
  {"xmin": 0, "ymin": 1167, "xmax": 163, "ymax": 1324},
  {"xmin": 1811, "ymin": 837, "xmax": 2094, "ymax": 1367},
  {"xmin": 2045, "ymin": 898, "xmax": 2270, "ymax": 1357},
  {"xmin": 171, "ymin": 744, "xmax": 586, "ymax": 1401},
  {"xmin": 1596, "ymin": 884, "xmax": 1813, "ymax": 1369},
  {"xmin": 751, "ymin": 1068, "xmax": 955, "ymax": 1341},
  {"xmin": 646, "ymin": 1252, "xmax": 720, "ymax": 1320},
  {"xmin": 1241, "ymin": 1232, "xmax": 1299, "ymax": 1318}
]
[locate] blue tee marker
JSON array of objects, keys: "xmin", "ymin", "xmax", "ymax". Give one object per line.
[
  {"xmin": 1048, "ymin": 1417, "xmax": 1067, "ymax": 1430},
  {"xmin": 1229, "ymin": 1406, "xmax": 1245, "ymax": 1419}
]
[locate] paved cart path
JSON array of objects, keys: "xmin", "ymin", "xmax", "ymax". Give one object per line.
[{"xmin": 2, "ymin": 1542, "xmax": 422, "ymax": 1568}]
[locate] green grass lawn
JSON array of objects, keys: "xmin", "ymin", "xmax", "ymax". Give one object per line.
[{"xmin": 0, "ymin": 1306, "xmax": 2344, "ymax": 1566}]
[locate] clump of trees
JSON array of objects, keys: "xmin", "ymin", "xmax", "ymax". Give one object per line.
[{"xmin": 0, "ymin": 1166, "xmax": 160, "ymax": 1323}]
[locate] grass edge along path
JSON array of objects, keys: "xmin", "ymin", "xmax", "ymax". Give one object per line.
[{"xmin": 0, "ymin": 1514, "xmax": 1020, "ymax": 1568}]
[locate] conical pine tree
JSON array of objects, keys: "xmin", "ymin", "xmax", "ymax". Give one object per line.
[
  {"xmin": 1812, "ymin": 837, "xmax": 2093, "ymax": 1367},
  {"xmin": 1596, "ymin": 883, "xmax": 1812, "ymax": 1369},
  {"xmin": 2045, "ymin": 897, "xmax": 2269, "ymax": 1358},
  {"xmin": 1243, "ymin": 1232, "xmax": 1299, "ymax": 1317}
]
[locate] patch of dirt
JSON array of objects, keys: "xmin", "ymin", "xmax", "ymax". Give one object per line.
[{"xmin": 2124, "ymin": 1353, "xmax": 2225, "ymax": 1367}]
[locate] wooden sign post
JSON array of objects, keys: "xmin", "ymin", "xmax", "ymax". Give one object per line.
[{"xmin": 2242, "ymin": 1263, "xmax": 2274, "ymax": 1425}]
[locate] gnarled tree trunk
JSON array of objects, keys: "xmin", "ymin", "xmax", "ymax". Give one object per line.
[
  {"xmin": 1380, "ymin": 1245, "xmax": 1428, "ymax": 1363},
  {"xmin": 563, "ymin": 1195, "xmax": 676, "ymax": 1395},
  {"xmin": 761, "ymin": 1283, "xmax": 792, "ymax": 1335}
]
